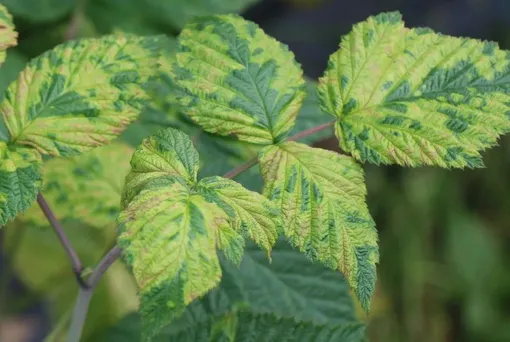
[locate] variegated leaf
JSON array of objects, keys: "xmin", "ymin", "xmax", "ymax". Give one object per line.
[
  {"xmin": 318, "ymin": 11, "xmax": 510, "ymax": 168},
  {"xmin": 172, "ymin": 14, "xmax": 306, "ymax": 144},
  {"xmin": 0, "ymin": 34, "xmax": 161, "ymax": 157},
  {"xmin": 120, "ymin": 127, "xmax": 282, "ymax": 338},
  {"xmin": 0, "ymin": 4, "xmax": 17, "ymax": 68},
  {"xmin": 259, "ymin": 142, "xmax": 378, "ymax": 311}
]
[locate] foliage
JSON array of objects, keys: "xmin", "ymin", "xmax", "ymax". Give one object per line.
[{"xmin": 0, "ymin": 2, "xmax": 509, "ymax": 342}]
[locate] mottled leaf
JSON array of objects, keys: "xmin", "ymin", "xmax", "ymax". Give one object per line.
[
  {"xmin": 0, "ymin": 143, "xmax": 41, "ymax": 225},
  {"xmin": 259, "ymin": 142, "xmax": 378, "ymax": 311},
  {"xmin": 22, "ymin": 142, "xmax": 132, "ymax": 229},
  {"xmin": 173, "ymin": 14, "xmax": 306, "ymax": 144},
  {"xmin": 318, "ymin": 11, "xmax": 510, "ymax": 168},
  {"xmin": 120, "ymin": 127, "xmax": 283, "ymax": 339},
  {"xmin": 0, "ymin": 0, "xmax": 77, "ymax": 23},
  {"xmin": 0, "ymin": 34, "xmax": 161, "ymax": 157},
  {"xmin": 121, "ymin": 128, "xmax": 199, "ymax": 208},
  {"xmin": 0, "ymin": 49, "xmax": 27, "ymax": 94},
  {"xmin": 0, "ymin": 4, "xmax": 17, "ymax": 67},
  {"xmin": 198, "ymin": 176, "xmax": 281, "ymax": 256},
  {"xmin": 98, "ymin": 310, "xmax": 366, "ymax": 342},
  {"xmin": 117, "ymin": 180, "xmax": 230, "ymax": 341}
]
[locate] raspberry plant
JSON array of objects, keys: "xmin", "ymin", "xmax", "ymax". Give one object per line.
[{"xmin": 1, "ymin": 5, "xmax": 509, "ymax": 342}]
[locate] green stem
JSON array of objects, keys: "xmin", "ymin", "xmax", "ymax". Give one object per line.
[{"xmin": 223, "ymin": 120, "xmax": 335, "ymax": 179}]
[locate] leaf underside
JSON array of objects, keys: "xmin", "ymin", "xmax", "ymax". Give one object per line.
[
  {"xmin": 0, "ymin": 4, "xmax": 17, "ymax": 68},
  {"xmin": 318, "ymin": 11, "xmax": 510, "ymax": 168},
  {"xmin": 172, "ymin": 14, "xmax": 306, "ymax": 144},
  {"xmin": 259, "ymin": 142, "xmax": 378, "ymax": 311},
  {"xmin": 119, "ymin": 127, "xmax": 281, "ymax": 340}
]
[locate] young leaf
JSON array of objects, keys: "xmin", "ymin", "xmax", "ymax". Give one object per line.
[
  {"xmin": 118, "ymin": 180, "xmax": 229, "ymax": 341},
  {"xmin": 0, "ymin": 144, "xmax": 41, "ymax": 225},
  {"xmin": 198, "ymin": 176, "xmax": 281, "ymax": 257},
  {"xmin": 318, "ymin": 11, "xmax": 510, "ymax": 168},
  {"xmin": 0, "ymin": 34, "xmax": 161, "ymax": 157},
  {"xmin": 259, "ymin": 142, "xmax": 378, "ymax": 311},
  {"xmin": 172, "ymin": 14, "xmax": 306, "ymax": 144},
  {"xmin": 121, "ymin": 128, "xmax": 199, "ymax": 208},
  {"xmin": 0, "ymin": 4, "xmax": 17, "ymax": 68},
  {"xmin": 120, "ymin": 127, "xmax": 282, "ymax": 338}
]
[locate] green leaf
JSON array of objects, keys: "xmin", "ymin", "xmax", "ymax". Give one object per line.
[
  {"xmin": 198, "ymin": 176, "xmax": 281, "ymax": 257},
  {"xmin": 259, "ymin": 142, "xmax": 378, "ymax": 311},
  {"xmin": 218, "ymin": 239, "xmax": 359, "ymax": 324},
  {"xmin": 0, "ymin": 49, "xmax": 27, "ymax": 94},
  {"xmin": 22, "ymin": 142, "xmax": 133, "ymax": 229},
  {"xmin": 145, "ymin": 0, "xmax": 261, "ymax": 30},
  {"xmin": 98, "ymin": 310, "xmax": 366, "ymax": 342},
  {"xmin": 0, "ymin": 4, "xmax": 17, "ymax": 67},
  {"xmin": 117, "ymin": 180, "xmax": 231, "ymax": 341},
  {"xmin": 173, "ymin": 14, "xmax": 306, "ymax": 144},
  {"xmin": 0, "ymin": 0, "xmax": 77, "ymax": 23},
  {"xmin": 318, "ymin": 11, "xmax": 510, "ymax": 168},
  {"xmin": 120, "ymin": 127, "xmax": 283, "ymax": 339},
  {"xmin": 0, "ymin": 34, "xmax": 161, "ymax": 157},
  {"xmin": 0, "ymin": 143, "xmax": 41, "ymax": 225}
]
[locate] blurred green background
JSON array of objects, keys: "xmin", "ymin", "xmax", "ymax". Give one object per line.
[{"xmin": 1, "ymin": 0, "xmax": 510, "ymax": 341}]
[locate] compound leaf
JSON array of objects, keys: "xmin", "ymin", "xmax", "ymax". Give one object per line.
[
  {"xmin": 0, "ymin": 143, "xmax": 41, "ymax": 225},
  {"xmin": 0, "ymin": 34, "xmax": 161, "ymax": 158},
  {"xmin": 259, "ymin": 142, "xmax": 378, "ymax": 311},
  {"xmin": 318, "ymin": 11, "xmax": 510, "ymax": 168},
  {"xmin": 118, "ymin": 180, "xmax": 230, "ymax": 341},
  {"xmin": 173, "ymin": 14, "xmax": 306, "ymax": 144},
  {"xmin": 198, "ymin": 176, "xmax": 281, "ymax": 257},
  {"xmin": 0, "ymin": 4, "xmax": 17, "ymax": 68},
  {"xmin": 120, "ymin": 127, "xmax": 285, "ymax": 338}
]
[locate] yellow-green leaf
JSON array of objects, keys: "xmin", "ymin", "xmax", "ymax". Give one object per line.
[
  {"xmin": 0, "ymin": 34, "xmax": 161, "ymax": 157},
  {"xmin": 117, "ymin": 180, "xmax": 229, "ymax": 341},
  {"xmin": 120, "ymin": 127, "xmax": 284, "ymax": 338},
  {"xmin": 0, "ymin": 4, "xmax": 17, "ymax": 68},
  {"xmin": 318, "ymin": 11, "xmax": 510, "ymax": 168},
  {"xmin": 21, "ymin": 142, "xmax": 133, "ymax": 229},
  {"xmin": 198, "ymin": 176, "xmax": 281, "ymax": 257},
  {"xmin": 121, "ymin": 128, "xmax": 199, "ymax": 209},
  {"xmin": 0, "ymin": 143, "xmax": 41, "ymax": 225},
  {"xmin": 259, "ymin": 142, "xmax": 378, "ymax": 311},
  {"xmin": 172, "ymin": 14, "xmax": 306, "ymax": 144}
]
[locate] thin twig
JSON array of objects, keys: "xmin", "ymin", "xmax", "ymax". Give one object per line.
[
  {"xmin": 223, "ymin": 120, "xmax": 335, "ymax": 180},
  {"xmin": 223, "ymin": 156, "xmax": 258, "ymax": 179},
  {"xmin": 287, "ymin": 120, "xmax": 335, "ymax": 141},
  {"xmin": 65, "ymin": 245, "xmax": 122, "ymax": 342},
  {"xmin": 87, "ymin": 245, "xmax": 122, "ymax": 288},
  {"xmin": 37, "ymin": 193, "xmax": 88, "ymax": 289}
]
